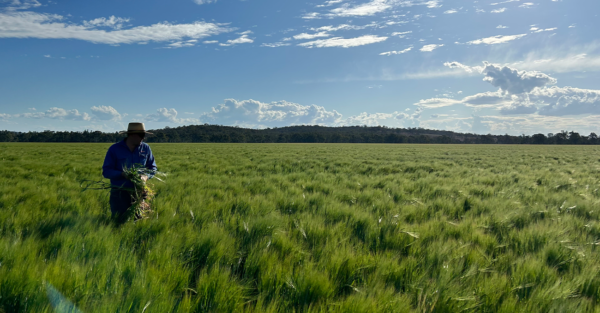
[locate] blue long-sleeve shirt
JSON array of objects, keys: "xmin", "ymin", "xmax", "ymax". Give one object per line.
[{"xmin": 102, "ymin": 139, "xmax": 157, "ymax": 189}]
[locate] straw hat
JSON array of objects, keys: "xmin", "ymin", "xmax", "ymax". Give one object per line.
[{"xmin": 120, "ymin": 122, "xmax": 153, "ymax": 135}]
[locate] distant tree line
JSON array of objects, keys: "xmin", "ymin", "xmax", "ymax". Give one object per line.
[{"xmin": 0, "ymin": 125, "xmax": 598, "ymax": 144}]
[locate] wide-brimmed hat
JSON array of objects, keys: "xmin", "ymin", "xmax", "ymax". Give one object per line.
[{"xmin": 120, "ymin": 122, "xmax": 153, "ymax": 135}]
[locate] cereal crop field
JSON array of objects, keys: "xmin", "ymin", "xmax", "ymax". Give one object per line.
[{"xmin": 2, "ymin": 143, "xmax": 600, "ymax": 312}]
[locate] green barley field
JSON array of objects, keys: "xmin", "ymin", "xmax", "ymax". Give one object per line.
[{"xmin": 3, "ymin": 143, "xmax": 600, "ymax": 312}]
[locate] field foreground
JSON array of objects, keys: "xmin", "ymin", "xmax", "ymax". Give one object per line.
[{"xmin": 2, "ymin": 143, "xmax": 600, "ymax": 312}]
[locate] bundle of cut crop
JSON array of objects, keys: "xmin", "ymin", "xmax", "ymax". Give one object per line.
[{"xmin": 122, "ymin": 164, "xmax": 166, "ymax": 220}]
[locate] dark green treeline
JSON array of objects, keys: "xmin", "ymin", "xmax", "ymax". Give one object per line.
[{"xmin": 0, "ymin": 125, "xmax": 598, "ymax": 144}]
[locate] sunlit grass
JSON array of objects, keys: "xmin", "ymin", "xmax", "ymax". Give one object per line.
[{"xmin": 2, "ymin": 143, "xmax": 600, "ymax": 312}]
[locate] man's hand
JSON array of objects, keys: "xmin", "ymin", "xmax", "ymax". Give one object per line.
[{"xmin": 141, "ymin": 175, "xmax": 148, "ymax": 183}]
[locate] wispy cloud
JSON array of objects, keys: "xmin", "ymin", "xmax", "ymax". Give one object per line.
[
  {"xmin": 192, "ymin": 0, "xmax": 217, "ymax": 5},
  {"xmin": 293, "ymin": 31, "xmax": 331, "ymax": 40},
  {"xmin": 303, "ymin": 0, "xmax": 444, "ymax": 19},
  {"xmin": 298, "ymin": 35, "xmax": 387, "ymax": 48},
  {"xmin": 82, "ymin": 16, "xmax": 130, "ymax": 30},
  {"xmin": 316, "ymin": 0, "xmax": 345, "ymax": 7},
  {"xmin": 423, "ymin": 62, "xmax": 600, "ymax": 119},
  {"xmin": 165, "ymin": 39, "xmax": 198, "ymax": 49},
  {"xmin": 379, "ymin": 46, "xmax": 412, "ymax": 56},
  {"xmin": 0, "ymin": 11, "xmax": 232, "ymax": 45},
  {"xmin": 261, "ymin": 42, "xmax": 291, "ymax": 48},
  {"xmin": 91, "ymin": 106, "xmax": 122, "ymax": 121},
  {"xmin": 466, "ymin": 34, "xmax": 526, "ymax": 45},
  {"xmin": 391, "ymin": 31, "xmax": 412, "ymax": 38},
  {"xmin": 329, "ymin": 0, "xmax": 394, "ymax": 17},
  {"xmin": 5, "ymin": 107, "xmax": 91, "ymax": 121},
  {"xmin": 147, "ymin": 108, "xmax": 199, "ymax": 124},
  {"xmin": 420, "ymin": 44, "xmax": 443, "ymax": 52},
  {"xmin": 490, "ymin": 0, "xmax": 519, "ymax": 5},
  {"xmin": 203, "ymin": 99, "xmax": 343, "ymax": 127},
  {"xmin": 530, "ymin": 27, "xmax": 557, "ymax": 33},
  {"xmin": 3, "ymin": 0, "xmax": 41, "ymax": 10},
  {"xmin": 311, "ymin": 22, "xmax": 378, "ymax": 32},
  {"xmin": 491, "ymin": 8, "xmax": 507, "ymax": 13},
  {"xmin": 219, "ymin": 33, "xmax": 253, "ymax": 46}
]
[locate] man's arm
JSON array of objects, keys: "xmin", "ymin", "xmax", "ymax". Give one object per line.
[{"xmin": 102, "ymin": 146, "xmax": 123, "ymax": 180}]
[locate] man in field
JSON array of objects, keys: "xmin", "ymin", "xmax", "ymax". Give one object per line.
[{"xmin": 102, "ymin": 122, "xmax": 157, "ymax": 218}]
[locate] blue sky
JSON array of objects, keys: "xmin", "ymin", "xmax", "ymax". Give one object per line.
[{"xmin": 0, "ymin": 0, "xmax": 599, "ymax": 135}]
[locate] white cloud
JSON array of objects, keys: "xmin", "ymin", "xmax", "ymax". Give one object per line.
[
  {"xmin": 491, "ymin": 8, "xmax": 507, "ymax": 13},
  {"xmin": 496, "ymin": 25, "xmax": 508, "ymax": 29},
  {"xmin": 91, "ymin": 105, "xmax": 122, "ymax": 121},
  {"xmin": 519, "ymin": 2, "xmax": 534, "ymax": 8},
  {"xmin": 261, "ymin": 42, "xmax": 291, "ymax": 47},
  {"xmin": 83, "ymin": 16, "xmax": 130, "ymax": 30},
  {"xmin": 444, "ymin": 46, "xmax": 600, "ymax": 76},
  {"xmin": 379, "ymin": 46, "xmax": 412, "ymax": 55},
  {"xmin": 425, "ymin": 1, "xmax": 442, "ymax": 8},
  {"xmin": 0, "ymin": 11, "xmax": 231, "ymax": 45},
  {"xmin": 166, "ymin": 41, "xmax": 196, "ymax": 48},
  {"xmin": 532, "ymin": 87, "xmax": 600, "ymax": 116},
  {"xmin": 433, "ymin": 61, "xmax": 600, "ymax": 118},
  {"xmin": 16, "ymin": 107, "xmax": 91, "ymax": 121},
  {"xmin": 329, "ymin": 0, "xmax": 395, "ymax": 17},
  {"xmin": 304, "ymin": 0, "xmax": 443, "ymax": 19},
  {"xmin": 4, "ymin": 0, "xmax": 41, "ymax": 10},
  {"xmin": 490, "ymin": 0, "xmax": 519, "ymax": 5},
  {"xmin": 219, "ymin": 34, "xmax": 253, "ymax": 46},
  {"xmin": 147, "ymin": 108, "xmax": 199, "ymax": 124},
  {"xmin": 420, "ymin": 44, "xmax": 443, "ymax": 52},
  {"xmin": 392, "ymin": 30, "xmax": 412, "ymax": 38},
  {"xmin": 193, "ymin": 0, "xmax": 217, "ymax": 4},
  {"xmin": 343, "ymin": 112, "xmax": 394, "ymax": 125},
  {"xmin": 312, "ymin": 23, "xmax": 378, "ymax": 32},
  {"xmin": 532, "ymin": 27, "xmax": 557, "ymax": 33},
  {"xmin": 443, "ymin": 61, "xmax": 484, "ymax": 73},
  {"xmin": 302, "ymin": 12, "xmax": 321, "ymax": 19},
  {"xmin": 43, "ymin": 54, "xmax": 50, "ymax": 57},
  {"xmin": 481, "ymin": 63, "xmax": 557, "ymax": 94},
  {"xmin": 203, "ymin": 40, "xmax": 218, "ymax": 44},
  {"xmin": 414, "ymin": 98, "xmax": 461, "ymax": 108},
  {"xmin": 316, "ymin": 0, "xmax": 345, "ymax": 7},
  {"xmin": 462, "ymin": 91, "xmax": 510, "ymax": 107},
  {"xmin": 444, "ymin": 9, "xmax": 458, "ymax": 14},
  {"xmin": 202, "ymin": 99, "xmax": 343, "ymax": 127},
  {"xmin": 391, "ymin": 31, "xmax": 412, "ymax": 36},
  {"xmin": 414, "ymin": 98, "xmax": 461, "ymax": 109},
  {"xmin": 466, "ymin": 34, "xmax": 526, "ymax": 45},
  {"xmin": 293, "ymin": 31, "xmax": 331, "ymax": 40},
  {"xmin": 341, "ymin": 109, "xmax": 420, "ymax": 126},
  {"xmin": 298, "ymin": 35, "xmax": 387, "ymax": 48}
]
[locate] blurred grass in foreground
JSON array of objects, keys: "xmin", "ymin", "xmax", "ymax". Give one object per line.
[{"xmin": 2, "ymin": 143, "xmax": 600, "ymax": 312}]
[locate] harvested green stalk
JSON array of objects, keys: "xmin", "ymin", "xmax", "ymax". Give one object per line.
[
  {"xmin": 81, "ymin": 164, "xmax": 166, "ymax": 221},
  {"xmin": 121, "ymin": 165, "xmax": 166, "ymax": 220}
]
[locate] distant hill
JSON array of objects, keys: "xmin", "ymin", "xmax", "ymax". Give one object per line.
[{"xmin": 0, "ymin": 125, "xmax": 597, "ymax": 144}]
